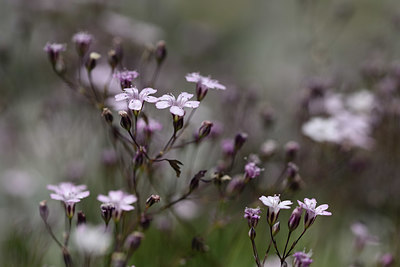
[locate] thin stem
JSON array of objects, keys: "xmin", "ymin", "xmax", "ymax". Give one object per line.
[
  {"xmin": 132, "ymin": 168, "xmax": 141, "ymax": 216},
  {"xmin": 44, "ymin": 222, "xmax": 64, "ymax": 249},
  {"xmin": 282, "ymin": 231, "xmax": 292, "ymax": 263},
  {"xmin": 250, "ymin": 235, "xmax": 262, "ymax": 267},
  {"xmin": 103, "ymin": 68, "xmax": 114, "ymax": 100},
  {"xmin": 150, "ymin": 63, "xmax": 161, "ymax": 87},
  {"xmin": 284, "ymin": 228, "xmax": 307, "ymax": 259},
  {"xmin": 262, "ymin": 240, "xmax": 272, "ymax": 265},
  {"xmin": 88, "ymin": 71, "xmax": 100, "ymax": 104},
  {"xmin": 269, "ymin": 224, "xmax": 281, "ymax": 260},
  {"xmin": 64, "ymin": 217, "xmax": 72, "ymax": 247}
]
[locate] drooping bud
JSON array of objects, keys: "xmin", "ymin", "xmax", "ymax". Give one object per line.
[
  {"xmin": 155, "ymin": 40, "xmax": 167, "ymax": 64},
  {"xmin": 272, "ymin": 221, "xmax": 280, "ymax": 236},
  {"xmin": 124, "ymin": 231, "xmax": 144, "ymax": 252},
  {"xmin": 119, "ymin": 111, "xmax": 131, "ymax": 131},
  {"xmin": 146, "ymin": 195, "xmax": 161, "ymax": 208},
  {"xmin": 101, "ymin": 203, "xmax": 115, "ymax": 226},
  {"xmin": 102, "ymin": 108, "xmax": 113, "ymax": 124},
  {"xmin": 285, "ymin": 141, "xmax": 300, "ymax": 162},
  {"xmin": 39, "ymin": 200, "xmax": 49, "ymax": 222},
  {"xmin": 86, "ymin": 52, "xmax": 101, "ymax": 72},
  {"xmin": 196, "ymin": 121, "xmax": 213, "ymax": 141},
  {"xmin": 234, "ymin": 132, "xmax": 248, "ymax": 152},
  {"xmin": 288, "ymin": 207, "xmax": 302, "ymax": 232},
  {"xmin": 248, "ymin": 227, "xmax": 256, "ymax": 240},
  {"xmin": 77, "ymin": 211, "xmax": 86, "ymax": 226}
]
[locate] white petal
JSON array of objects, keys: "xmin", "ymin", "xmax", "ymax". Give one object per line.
[
  {"xmin": 259, "ymin": 196, "xmax": 272, "ymax": 207},
  {"xmin": 170, "ymin": 106, "xmax": 185, "ymax": 116},
  {"xmin": 141, "ymin": 87, "xmax": 157, "ymax": 95},
  {"xmin": 156, "ymin": 101, "xmax": 171, "ymax": 109},
  {"xmin": 123, "ymin": 195, "xmax": 138, "ymax": 204},
  {"xmin": 129, "ymin": 99, "xmax": 143, "ymax": 111},
  {"xmin": 115, "ymin": 93, "xmax": 129, "ymax": 101},
  {"xmin": 185, "ymin": 72, "xmax": 201, "ymax": 83},
  {"xmin": 145, "ymin": 96, "xmax": 158, "ymax": 103},
  {"xmin": 184, "ymin": 100, "xmax": 200, "ymax": 108},
  {"xmin": 97, "ymin": 195, "xmax": 110, "ymax": 203},
  {"xmin": 120, "ymin": 204, "xmax": 135, "ymax": 211},
  {"xmin": 50, "ymin": 194, "xmax": 64, "ymax": 201}
]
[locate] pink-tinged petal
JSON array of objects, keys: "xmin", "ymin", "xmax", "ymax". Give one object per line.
[
  {"xmin": 75, "ymin": 185, "xmax": 87, "ymax": 191},
  {"xmin": 144, "ymin": 96, "xmax": 158, "ymax": 103},
  {"xmin": 75, "ymin": 191, "xmax": 90, "ymax": 199},
  {"xmin": 316, "ymin": 204, "xmax": 329, "ymax": 211},
  {"xmin": 170, "ymin": 106, "xmax": 185, "ymax": 116},
  {"xmin": 47, "ymin": 185, "xmax": 60, "ymax": 192},
  {"xmin": 156, "ymin": 101, "xmax": 171, "ymax": 109},
  {"xmin": 97, "ymin": 195, "xmax": 110, "ymax": 203},
  {"xmin": 319, "ymin": 210, "xmax": 332, "ymax": 216},
  {"xmin": 297, "ymin": 200, "xmax": 305, "ymax": 207},
  {"xmin": 109, "ymin": 190, "xmax": 124, "ymax": 201},
  {"xmin": 129, "ymin": 99, "xmax": 143, "ymax": 111},
  {"xmin": 178, "ymin": 92, "xmax": 193, "ymax": 101},
  {"xmin": 141, "ymin": 87, "xmax": 157, "ymax": 95},
  {"xmin": 132, "ymin": 88, "xmax": 139, "ymax": 95},
  {"xmin": 123, "ymin": 88, "xmax": 134, "ymax": 94},
  {"xmin": 185, "ymin": 72, "xmax": 201, "ymax": 83},
  {"xmin": 120, "ymin": 204, "xmax": 135, "ymax": 211},
  {"xmin": 158, "ymin": 94, "xmax": 175, "ymax": 102},
  {"xmin": 115, "ymin": 93, "xmax": 129, "ymax": 101},
  {"xmin": 123, "ymin": 195, "xmax": 138, "ymax": 204},
  {"xmin": 67, "ymin": 198, "xmax": 81, "ymax": 203},
  {"xmin": 279, "ymin": 200, "xmax": 293, "ymax": 208},
  {"xmin": 184, "ymin": 100, "xmax": 200, "ymax": 108},
  {"xmin": 50, "ymin": 194, "xmax": 64, "ymax": 201}
]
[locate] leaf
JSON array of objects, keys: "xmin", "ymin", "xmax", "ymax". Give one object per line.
[{"xmin": 167, "ymin": 159, "xmax": 183, "ymax": 177}]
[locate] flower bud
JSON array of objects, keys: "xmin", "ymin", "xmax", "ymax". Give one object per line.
[
  {"xmin": 155, "ymin": 40, "xmax": 167, "ymax": 64},
  {"xmin": 248, "ymin": 227, "xmax": 256, "ymax": 240},
  {"xmin": 146, "ymin": 195, "xmax": 161, "ymax": 208},
  {"xmin": 101, "ymin": 203, "xmax": 115, "ymax": 226},
  {"xmin": 39, "ymin": 200, "xmax": 49, "ymax": 222},
  {"xmin": 140, "ymin": 213, "xmax": 153, "ymax": 230},
  {"xmin": 119, "ymin": 111, "xmax": 131, "ymax": 131},
  {"xmin": 111, "ymin": 252, "xmax": 126, "ymax": 267},
  {"xmin": 62, "ymin": 248, "xmax": 73, "ymax": 267},
  {"xmin": 102, "ymin": 108, "xmax": 113, "ymax": 124},
  {"xmin": 43, "ymin": 43, "xmax": 66, "ymax": 68},
  {"xmin": 108, "ymin": 49, "xmax": 119, "ymax": 70},
  {"xmin": 285, "ymin": 141, "xmax": 300, "ymax": 162},
  {"xmin": 196, "ymin": 121, "xmax": 213, "ymax": 141},
  {"xmin": 272, "ymin": 222, "xmax": 280, "ymax": 236},
  {"xmin": 86, "ymin": 52, "xmax": 101, "ymax": 72},
  {"xmin": 191, "ymin": 236, "xmax": 208, "ymax": 252},
  {"xmin": 226, "ymin": 177, "xmax": 245, "ymax": 195},
  {"xmin": 124, "ymin": 231, "xmax": 144, "ymax": 252},
  {"xmin": 189, "ymin": 170, "xmax": 207, "ymax": 193},
  {"xmin": 77, "ymin": 211, "xmax": 86, "ymax": 226},
  {"xmin": 288, "ymin": 207, "xmax": 302, "ymax": 232},
  {"xmin": 234, "ymin": 132, "xmax": 248, "ymax": 152},
  {"xmin": 133, "ymin": 147, "xmax": 147, "ymax": 168}
]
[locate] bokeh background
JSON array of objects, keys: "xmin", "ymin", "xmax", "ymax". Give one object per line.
[{"xmin": 1, "ymin": 0, "xmax": 400, "ymax": 266}]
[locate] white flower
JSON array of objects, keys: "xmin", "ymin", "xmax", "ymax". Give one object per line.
[
  {"xmin": 115, "ymin": 87, "xmax": 158, "ymax": 111},
  {"xmin": 302, "ymin": 117, "xmax": 342, "ymax": 143},
  {"xmin": 155, "ymin": 92, "xmax": 200, "ymax": 116},
  {"xmin": 185, "ymin": 72, "xmax": 226, "ymax": 90},
  {"xmin": 297, "ymin": 198, "xmax": 331, "ymax": 229},
  {"xmin": 97, "ymin": 190, "xmax": 137, "ymax": 212},
  {"xmin": 47, "ymin": 182, "xmax": 89, "ymax": 204},
  {"xmin": 73, "ymin": 224, "xmax": 111, "ymax": 256},
  {"xmin": 346, "ymin": 90, "xmax": 375, "ymax": 114},
  {"xmin": 259, "ymin": 195, "xmax": 292, "ymax": 214}
]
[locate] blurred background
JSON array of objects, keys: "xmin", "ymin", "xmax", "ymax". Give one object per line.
[{"xmin": 1, "ymin": 0, "xmax": 400, "ymax": 266}]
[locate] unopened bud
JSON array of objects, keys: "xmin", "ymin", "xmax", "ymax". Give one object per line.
[
  {"xmin": 124, "ymin": 231, "xmax": 144, "ymax": 252},
  {"xmin": 111, "ymin": 252, "xmax": 126, "ymax": 267},
  {"xmin": 285, "ymin": 141, "xmax": 300, "ymax": 162},
  {"xmin": 248, "ymin": 227, "xmax": 256, "ymax": 240},
  {"xmin": 108, "ymin": 49, "xmax": 119, "ymax": 70},
  {"xmin": 119, "ymin": 111, "xmax": 131, "ymax": 131},
  {"xmin": 189, "ymin": 170, "xmax": 207, "ymax": 193},
  {"xmin": 62, "ymin": 248, "xmax": 73, "ymax": 267},
  {"xmin": 196, "ymin": 121, "xmax": 213, "ymax": 141},
  {"xmin": 133, "ymin": 147, "xmax": 147, "ymax": 167},
  {"xmin": 288, "ymin": 207, "xmax": 302, "ymax": 232},
  {"xmin": 155, "ymin": 40, "xmax": 167, "ymax": 64},
  {"xmin": 146, "ymin": 195, "xmax": 161, "ymax": 208},
  {"xmin": 226, "ymin": 177, "xmax": 245, "ymax": 195},
  {"xmin": 77, "ymin": 211, "xmax": 86, "ymax": 226},
  {"xmin": 39, "ymin": 200, "xmax": 49, "ymax": 222},
  {"xmin": 234, "ymin": 132, "xmax": 248, "ymax": 151},
  {"xmin": 272, "ymin": 222, "xmax": 280, "ymax": 236},
  {"xmin": 102, "ymin": 108, "xmax": 113, "ymax": 124},
  {"xmin": 86, "ymin": 52, "xmax": 101, "ymax": 72},
  {"xmin": 191, "ymin": 236, "xmax": 208, "ymax": 252},
  {"xmin": 101, "ymin": 203, "xmax": 115, "ymax": 226},
  {"xmin": 140, "ymin": 213, "xmax": 153, "ymax": 230}
]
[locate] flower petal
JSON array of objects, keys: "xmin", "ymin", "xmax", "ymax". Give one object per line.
[
  {"xmin": 115, "ymin": 93, "xmax": 129, "ymax": 101},
  {"xmin": 170, "ymin": 106, "xmax": 185, "ymax": 116},
  {"xmin": 184, "ymin": 100, "xmax": 200, "ymax": 108},
  {"xmin": 129, "ymin": 99, "xmax": 143, "ymax": 111},
  {"xmin": 97, "ymin": 195, "xmax": 110, "ymax": 203},
  {"xmin": 141, "ymin": 87, "xmax": 157, "ymax": 95},
  {"xmin": 156, "ymin": 101, "xmax": 171, "ymax": 109},
  {"xmin": 144, "ymin": 96, "xmax": 158, "ymax": 103}
]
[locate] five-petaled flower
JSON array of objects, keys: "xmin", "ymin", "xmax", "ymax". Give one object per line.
[
  {"xmin": 293, "ymin": 251, "xmax": 313, "ymax": 267},
  {"xmin": 47, "ymin": 182, "xmax": 90, "ymax": 218},
  {"xmin": 297, "ymin": 198, "xmax": 332, "ymax": 228},
  {"xmin": 185, "ymin": 72, "xmax": 226, "ymax": 100},
  {"xmin": 244, "ymin": 162, "xmax": 262, "ymax": 180},
  {"xmin": 155, "ymin": 92, "xmax": 200, "ymax": 117},
  {"xmin": 244, "ymin": 207, "xmax": 261, "ymax": 228},
  {"xmin": 114, "ymin": 70, "xmax": 139, "ymax": 89},
  {"xmin": 259, "ymin": 194, "xmax": 292, "ymax": 225},
  {"xmin": 97, "ymin": 190, "xmax": 137, "ymax": 222},
  {"xmin": 115, "ymin": 87, "xmax": 158, "ymax": 112}
]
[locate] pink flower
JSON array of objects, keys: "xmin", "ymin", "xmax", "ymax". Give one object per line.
[
  {"xmin": 259, "ymin": 194, "xmax": 292, "ymax": 225},
  {"xmin": 137, "ymin": 118, "xmax": 162, "ymax": 134},
  {"xmin": 185, "ymin": 72, "xmax": 226, "ymax": 90},
  {"xmin": 72, "ymin": 32, "xmax": 93, "ymax": 46},
  {"xmin": 114, "ymin": 70, "xmax": 139, "ymax": 88},
  {"xmin": 97, "ymin": 190, "xmax": 137, "ymax": 212},
  {"xmin": 244, "ymin": 162, "xmax": 262, "ymax": 179},
  {"xmin": 155, "ymin": 92, "xmax": 200, "ymax": 116},
  {"xmin": 115, "ymin": 87, "xmax": 158, "ymax": 111},
  {"xmin": 44, "ymin": 43, "xmax": 66, "ymax": 54},
  {"xmin": 298, "ymin": 198, "xmax": 331, "ymax": 228}
]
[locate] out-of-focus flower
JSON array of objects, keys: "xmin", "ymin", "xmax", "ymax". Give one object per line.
[
  {"xmin": 137, "ymin": 118, "xmax": 162, "ymax": 135},
  {"xmin": 73, "ymin": 224, "xmax": 111, "ymax": 256},
  {"xmin": 43, "ymin": 43, "xmax": 66, "ymax": 66},
  {"xmin": 346, "ymin": 90, "xmax": 375, "ymax": 114},
  {"xmin": 298, "ymin": 198, "xmax": 331, "ymax": 228},
  {"xmin": 351, "ymin": 222, "xmax": 379, "ymax": 252},
  {"xmin": 114, "ymin": 70, "xmax": 139, "ymax": 89},
  {"xmin": 72, "ymin": 32, "xmax": 93, "ymax": 57},
  {"xmin": 244, "ymin": 162, "xmax": 262, "ymax": 179},
  {"xmin": 244, "ymin": 207, "xmax": 261, "ymax": 228},
  {"xmin": 185, "ymin": 72, "xmax": 226, "ymax": 90},
  {"xmin": 379, "ymin": 253, "xmax": 395, "ymax": 267},
  {"xmin": 47, "ymin": 182, "xmax": 90, "ymax": 218},
  {"xmin": 115, "ymin": 87, "xmax": 158, "ymax": 111},
  {"xmin": 293, "ymin": 250, "xmax": 313, "ymax": 267},
  {"xmin": 259, "ymin": 194, "xmax": 292, "ymax": 225},
  {"xmin": 324, "ymin": 93, "xmax": 344, "ymax": 115},
  {"xmin": 221, "ymin": 139, "xmax": 235, "ymax": 155},
  {"xmin": 156, "ymin": 92, "xmax": 200, "ymax": 116},
  {"xmin": 2, "ymin": 169, "xmax": 37, "ymax": 197},
  {"xmin": 97, "ymin": 190, "xmax": 137, "ymax": 221},
  {"xmin": 260, "ymin": 140, "xmax": 278, "ymax": 158}
]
